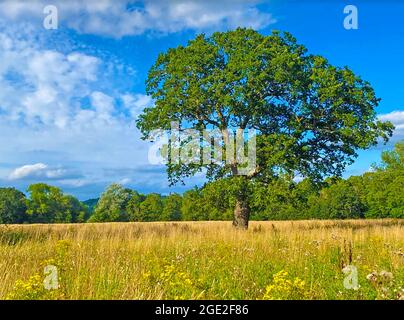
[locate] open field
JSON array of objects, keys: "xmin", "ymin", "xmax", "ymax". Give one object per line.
[{"xmin": 1, "ymin": 220, "xmax": 403, "ymax": 300}]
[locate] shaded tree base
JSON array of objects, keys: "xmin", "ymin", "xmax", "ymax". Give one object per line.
[{"xmin": 233, "ymin": 200, "xmax": 250, "ymax": 229}]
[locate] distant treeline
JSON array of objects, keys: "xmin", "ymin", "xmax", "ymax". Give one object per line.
[{"xmin": 1, "ymin": 142, "xmax": 403, "ymax": 224}]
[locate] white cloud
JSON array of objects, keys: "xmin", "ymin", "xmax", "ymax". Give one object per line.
[
  {"xmin": 379, "ymin": 110, "xmax": 404, "ymax": 130},
  {"xmin": 0, "ymin": 30, "xmax": 103, "ymax": 128},
  {"xmin": 0, "ymin": 24, "xmax": 163, "ymax": 196},
  {"xmin": 90, "ymin": 91, "xmax": 116, "ymax": 122},
  {"xmin": 0, "ymin": 26, "xmax": 149, "ymax": 130},
  {"xmin": 379, "ymin": 110, "xmax": 404, "ymax": 142},
  {"xmin": 8, "ymin": 163, "xmax": 75, "ymax": 180},
  {"xmin": 8, "ymin": 163, "xmax": 47, "ymax": 180},
  {"xmin": 0, "ymin": 0, "xmax": 275, "ymax": 37},
  {"xmin": 122, "ymin": 93, "xmax": 153, "ymax": 119}
]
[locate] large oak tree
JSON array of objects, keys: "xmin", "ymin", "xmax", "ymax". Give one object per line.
[{"xmin": 137, "ymin": 28, "xmax": 393, "ymax": 229}]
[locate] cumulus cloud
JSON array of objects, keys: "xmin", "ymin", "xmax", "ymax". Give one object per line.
[
  {"xmin": 0, "ymin": 26, "xmax": 150, "ymax": 129},
  {"xmin": 8, "ymin": 163, "xmax": 80, "ymax": 180},
  {"xmin": 0, "ymin": 24, "xmax": 162, "ymax": 196},
  {"xmin": 379, "ymin": 110, "xmax": 404, "ymax": 130},
  {"xmin": 122, "ymin": 93, "xmax": 154, "ymax": 119},
  {"xmin": 379, "ymin": 110, "xmax": 404, "ymax": 142},
  {"xmin": 0, "ymin": 29, "xmax": 102, "ymax": 128},
  {"xmin": 8, "ymin": 163, "xmax": 47, "ymax": 180},
  {"xmin": 0, "ymin": 0, "xmax": 275, "ymax": 37}
]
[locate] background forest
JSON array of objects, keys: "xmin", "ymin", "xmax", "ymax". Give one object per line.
[{"xmin": 1, "ymin": 142, "xmax": 403, "ymax": 224}]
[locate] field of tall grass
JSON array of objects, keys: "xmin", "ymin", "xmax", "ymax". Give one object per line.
[{"xmin": 0, "ymin": 220, "xmax": 403, "ymax": 300}]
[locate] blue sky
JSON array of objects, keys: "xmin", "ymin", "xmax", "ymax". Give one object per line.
[{"xmin": 0, "ymin": 0, "xmax": 403, "ymax": 200}]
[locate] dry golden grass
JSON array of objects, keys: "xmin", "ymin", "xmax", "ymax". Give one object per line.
[{"xmin": 0, "ymin": 220, "xmax": 403, "ymax": 300}]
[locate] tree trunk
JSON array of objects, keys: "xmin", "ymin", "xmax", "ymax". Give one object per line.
[{"xmin": 233, "ymin": 198, "xmax": 250, "ymax": 229}]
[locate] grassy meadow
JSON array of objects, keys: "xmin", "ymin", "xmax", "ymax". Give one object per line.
[{"xmin": 0, "ymin": 220, "xmax": 403, "ymax": 300}]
